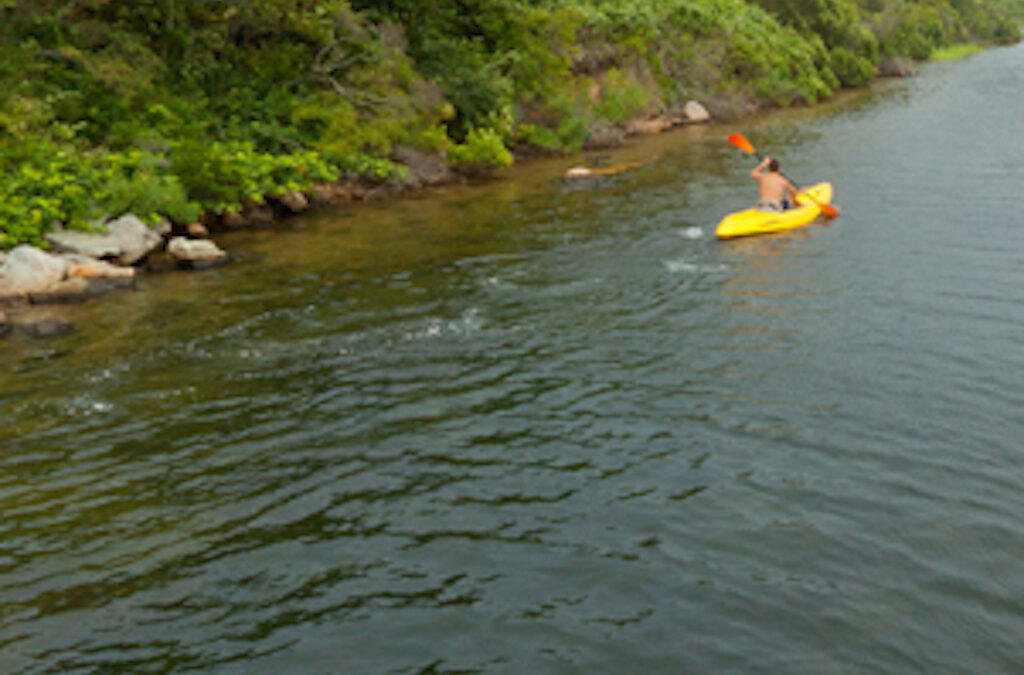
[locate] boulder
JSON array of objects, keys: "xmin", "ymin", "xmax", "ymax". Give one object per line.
[
  {"xmin": 44, "ymin": 229, "xmax": 121, "ymax": 260},
  {"xmin": 682, "ymin": 100, "xmax": 711, "ymax": 123},
  {"xmin": 0, "ymin": 246, "xmax": 69, "ymax": 298},
  {"xmin": 167, "ymin": 237, "xmax": 227, "ymax": 269},
  {"xmin": 45, "ymin": 214, "xmax": 162, "ymax": 265},
  {"xmin": 106, "ymin": 214, "xmax": 163, "ymax": 265}
]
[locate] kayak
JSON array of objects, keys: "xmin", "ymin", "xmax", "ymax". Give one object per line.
[{"xmin": 715, "ymin": 182, "xmax": 833, "ymax": 239}]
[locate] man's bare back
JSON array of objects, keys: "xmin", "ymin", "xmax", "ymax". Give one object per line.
[{"xmin": 751, "ymin": 157, "xmax": 799, "ymax": 210}]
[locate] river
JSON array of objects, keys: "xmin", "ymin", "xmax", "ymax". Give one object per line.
[{"xmin": 2, "ymin": 44, "xmax": 1023, "ymax": 674}]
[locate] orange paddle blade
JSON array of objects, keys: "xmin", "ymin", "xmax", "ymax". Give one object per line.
[
  {"xmin": 727, "ymin": 133, "xmax": 756, "ymax": 155},
  {"xmin": 819, "ymin": 203, "xmax": 840, "ymax": 218}
]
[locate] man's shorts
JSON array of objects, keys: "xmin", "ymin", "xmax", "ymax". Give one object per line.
[{"xmin": 756, "ymin": 199, "xmax": 783, "ymax": 212}]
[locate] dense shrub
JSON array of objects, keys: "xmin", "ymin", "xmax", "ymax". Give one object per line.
[
  {"xmin": 830, "ymin": 46, "xmax": 877, "ymax": 85},
  {"xmin": 449, "ymin": 127, "xmax": 515, "ymax": 174},
  {"xmin": 169, "ymin": 140, "xmax": 337, "ymax": 215}
]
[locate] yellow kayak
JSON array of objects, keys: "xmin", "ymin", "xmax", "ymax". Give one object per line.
[{"xmin": 716, "ymin": 182, "xmax": 833, "ymax": 239}]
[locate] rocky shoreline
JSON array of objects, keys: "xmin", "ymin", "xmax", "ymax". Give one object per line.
[
  {"xmin": 0, "ymin": 98, "xmax": 721, "ymax": 340},
  {"xmin": 3, "ymin": 80, "xmax": 927, "ymax": 340}
]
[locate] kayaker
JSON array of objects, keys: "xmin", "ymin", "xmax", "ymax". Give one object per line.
[{"xmin": 751, "ymin": 157, "xmax": 800, "ymax": 211}]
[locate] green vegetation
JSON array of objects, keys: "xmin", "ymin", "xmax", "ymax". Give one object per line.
[
  {"xmin": 1, "ymin": 0, "xmax": 1019, "ymax": 249},
  {"xmin": 930, "ymin": 42, "xmax": 986, "ymax": 59}
]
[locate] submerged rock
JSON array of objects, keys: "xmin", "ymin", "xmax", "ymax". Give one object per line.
[
  {"xmin": 28, "ymin": 277, "xmax": 91, "ymax": 305},
  {"xmin": 21, "ymin": 317, "xmax": 73, "ymax": 338}
]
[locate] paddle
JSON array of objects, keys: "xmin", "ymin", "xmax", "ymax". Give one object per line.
[{"xmin": 727, "ymin": 133, "xmax": 839, "ymax": 218}]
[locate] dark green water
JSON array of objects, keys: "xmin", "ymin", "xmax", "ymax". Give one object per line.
[{"xmin": 3, "ymin": 44, "xmax": 1024, "ymax": 674}]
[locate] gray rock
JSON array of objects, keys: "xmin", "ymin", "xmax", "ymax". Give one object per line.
[
  {"xmin": 167, "ymin": 237, "xmax": 227, "ymax": 268},
  {"xmin": 0, "ymin": 246, "xmax": 69, "ymax": 297},
  {"xmin": 106, "ymin": 214, "xmax": 163, "ymax": 265},
  {"xmin": 45, "ymin": 214, "xmax": 162, "ymax": 265},
  {"xmin": 683, "ymin": 100, "xmax": 711, "ymax": 123},
  {"xmin": 44, "ymin": 229, "xmax": 121, "ymax": 259}
]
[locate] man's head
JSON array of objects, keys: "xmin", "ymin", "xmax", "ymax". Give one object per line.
[{"xmin": 769, "ymin": 158, "xmax": 780, "ymax": 172}]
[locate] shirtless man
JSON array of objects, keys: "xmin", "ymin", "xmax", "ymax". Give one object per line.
[{"xmin": 751, "ymin": 157, "xmax": 800, "ymax": 212}]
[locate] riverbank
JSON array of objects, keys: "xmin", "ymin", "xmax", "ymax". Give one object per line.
[
  {"xmin": 0, "ymin": 97, "xmax": 711, "ymax": 336},
  {"xmin": 0, "ymin": 82, "xmax": 844, "ymax": 339},
  {"xmin": 2, "ymin": 1, "xmax": 1019, "ymax": 252},
  {"xmin": 0, "ymin": 34, "xmax": 1019, "ymax": 339}
]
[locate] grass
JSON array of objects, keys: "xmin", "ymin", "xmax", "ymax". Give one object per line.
[{"xmin": 929, "ymin": 43, "xmax": 985, "ymax": 61}]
